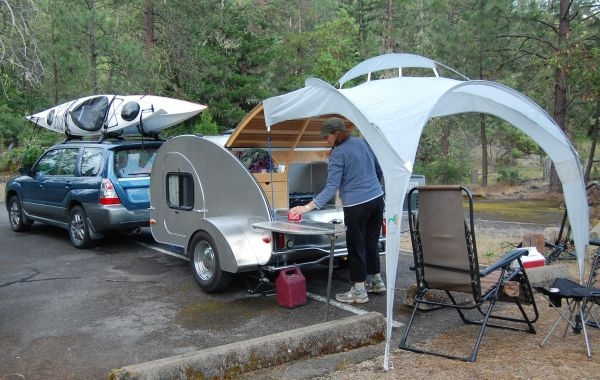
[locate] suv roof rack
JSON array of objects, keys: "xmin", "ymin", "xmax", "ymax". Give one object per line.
[{"xmin": 58, "ymin": 134, "xmax": 165, "ymax": 145}]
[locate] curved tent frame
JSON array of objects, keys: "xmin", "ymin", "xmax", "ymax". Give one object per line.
[{"xmin": 262, "ymin": 53, "xmax": 589, "ymax": 370}]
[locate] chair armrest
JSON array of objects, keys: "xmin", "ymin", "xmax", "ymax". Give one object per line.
[{"xmin": 480, "ymin": 248, "xmax": 529, "ymax": 277}]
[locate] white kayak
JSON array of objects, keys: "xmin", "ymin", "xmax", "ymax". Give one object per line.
[{"xmin": 26, "ymin": 94, "xmax": 207, "ymax": 137}]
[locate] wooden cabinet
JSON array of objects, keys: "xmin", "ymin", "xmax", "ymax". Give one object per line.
[{"xmin": 253, "ymin": 172, "xmax": 288, "ymax": 209}]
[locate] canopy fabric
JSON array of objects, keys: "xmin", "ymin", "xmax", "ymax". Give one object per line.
[{"xmin": 262, "ymin": 53, "xmax": 589, "ymax": 370}]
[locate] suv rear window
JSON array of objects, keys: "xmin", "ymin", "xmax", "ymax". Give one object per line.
[{"xmin": 114, "ymin": 147, "xmax": 158, "ymax": 178}]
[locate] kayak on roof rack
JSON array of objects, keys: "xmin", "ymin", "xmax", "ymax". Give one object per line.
[{"xmin": 25, "ymin": 94, "xmax": 206, "ymax": 138}]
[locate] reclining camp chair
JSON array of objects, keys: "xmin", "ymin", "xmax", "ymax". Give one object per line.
[
  {"xmin": 399, "ymin": 185, "xmax": 539, "ymax": 362},
  {"xmin": 537, "ymin": 239, "xmax": 600, "ymax": 357}
]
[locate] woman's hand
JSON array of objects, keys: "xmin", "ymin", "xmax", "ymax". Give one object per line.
[
  {"xmin": 288, "ymin": 205, "xmax": 305, "ymax": 218},
  {"xmin": 289, "ymin": 201, "xmax": 314, "ymax": 217}
]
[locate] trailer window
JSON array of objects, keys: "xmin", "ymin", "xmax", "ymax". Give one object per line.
[{"xmin": 166, "ymin": 173, "xmax": 194, "ymax": 210}]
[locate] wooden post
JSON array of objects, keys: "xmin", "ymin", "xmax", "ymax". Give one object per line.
[{"xmin": 522, "ymin": 233, "xmax": 546, "ymax": 254}]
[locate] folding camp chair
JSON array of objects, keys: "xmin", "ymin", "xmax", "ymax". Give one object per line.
[
  {"xmin": 537, "ymin": 239, "xmax": 600, "ymax": 357},
  {"xmin": 587, "ymin": 239, "xmax": 600, "ymax": 329},
  {"xmin": 399, "ymin": 185, "xmax": 539, "ymax": 362}
]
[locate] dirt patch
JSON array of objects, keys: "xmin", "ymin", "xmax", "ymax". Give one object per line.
[
  {"xmin": 319, "ymin": 182, "xmax": 600, "ymax": 379},
  {"xmin": 318, "ymin": 260, "xmax": 600, "ymax": 380},
  {"xmin": 470, "ymin": 180, "xmax": 555, "ymax": 201},
  {"xmin": 321, "ymin": 316, "xmax": 600, "ymax": 380}
]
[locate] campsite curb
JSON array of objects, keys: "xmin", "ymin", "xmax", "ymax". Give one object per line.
[{"xmin": 108, "ymin": 311, "xmax": 385, "ymax": 379}]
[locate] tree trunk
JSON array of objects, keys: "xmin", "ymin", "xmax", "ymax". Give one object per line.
[
  {"xmin": 549, "ymin": 0, "xmax": 571, "ymax": 193},
  {"xmin": 51, "ymin": 23, "xmax": 59, "ymax": 103},
  {"xmin": 382, "ymin": 0, "xmax": 394, "ymax": 52},
  {"xmin": 477, "ymin": 36, "xmax": 487, "ymax": 187},
  {"xmin": 86, "ymin": 0, "xmax": 98, "ymax": 94},
  {"xmin": 584, "ymin": 95, "xmax": 600, "ymax": 183},
  {"xmin": 480, "ymin": 114, "xmax": 488, "ymax": 186},
  {"xmin": 144, "ymin": 0, "xmax": 155, "ymax": 94},
  {"xmin": 441, "ymin": 119, "xmax": 449, "ymax": 157}
]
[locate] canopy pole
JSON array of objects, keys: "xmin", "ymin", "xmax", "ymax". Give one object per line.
[{"xmin": 266, "ymin": 126, "xmax": 276, "ymax": 217}]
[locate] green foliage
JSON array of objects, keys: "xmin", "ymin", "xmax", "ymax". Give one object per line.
[
  {"xmin": 415, "ymin": 158, "xmax": 470, "ymax": 185},
  {"xmin": 161, "ymin": 110, "xmax": 220, "ymax": 138},
  {"xmin": 194, "ymin": 111, "xmax": 220, "ymax": 136},
  {"xmin": 309, "ymin": 9, "xmax": 361, "ymax": 83},
  {"xmin": 267, "ymin": 4, "xmax": 361, "ymax": 91},
  {"xmin": 0, "ymin": 0, "xmax": 598, "ymax": 184},
  {"xmin": 496, "ymin": 168, "xmax": 524, "ymax": 186},
  {"xmin": 0, "ymin": 143, "xmax": 47, "ymax": 173},
  {"xmin": 0, "ymin": 148, "xmax": 22, "ymax": 172},
  {"xmin": 0, "ymin": 103, "xmax": 25, "ymax": 146},
  {"xmin": 488, "ymin": 122, "xmax": 542, "ymax": 167}
]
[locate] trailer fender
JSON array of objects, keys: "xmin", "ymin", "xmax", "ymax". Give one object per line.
[{"xmin": 188, "ymin": 216, "xmax": 271, "ymax": 274}]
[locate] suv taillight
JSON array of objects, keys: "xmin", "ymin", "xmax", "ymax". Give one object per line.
[{"xmin": 99, "ymin": 178, "xmax": 121, "ymax": 205}]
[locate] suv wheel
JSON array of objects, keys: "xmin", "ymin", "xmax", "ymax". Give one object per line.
[
  {"xmin": 8, "ymin": 195, "xmax": 32, "ymax": 232},
  {"xmin": 68, "ymin": 205, "xmax": 96, "ymax": 249},
  {"xmin": 189, "ymin": 231, "xmax": 232, "ymax": 293}
]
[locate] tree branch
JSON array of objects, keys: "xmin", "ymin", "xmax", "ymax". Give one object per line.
[{"xmin": 0, "ymin": 0, "xmax": 45, "ymax": 89}]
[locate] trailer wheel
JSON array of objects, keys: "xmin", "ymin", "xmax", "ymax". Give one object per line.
[{"xmin": 189, "ymin": 231, "xmax": 232, "ymax": 293}]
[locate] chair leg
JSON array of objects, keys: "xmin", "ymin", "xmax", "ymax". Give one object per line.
[
  {"xmin": 585, "ymin": 302, "xmax": 600, "ymax": 328},
  {"xmin": 513, "ymin": 300, "xmax": 537, "ymax": 333},
  {"xmin": 401, "ymin": 285, "xmax": 538, "ymax": 362},
  {"xmin": 539, "ymin": 295, "xmax": 577, "ymax": 347},
  {"xmin": 398, "ymin": 294, "xmax": 421, "ymax": 349},
  {"xmin": 539, "ymin": 297, "xmax": 593, "ymax": 357},
  {"xmin": 400, "ymin": 290, "xmax": 502, "ymax": 362},
  {"xmin": 399, "ymin": 293, "xmax": 485, "ymax": 362},
  {"xmin": 580, "ymin": 301, "xmax": 593, "ymax": 357},
  {"xmin": 540, "ymin": 311, "xmax": 567, "ymax": 348},
  {"xmin": 445, "ymin": 291, "xmax": 470, "ymax": 323},
  {"xmin": 564, "ymin": 301, "xmax": 580, "ymax": 336},
  {"xmin": 468, "ymin": 297, "xmax": 498, "ymax": 362}
]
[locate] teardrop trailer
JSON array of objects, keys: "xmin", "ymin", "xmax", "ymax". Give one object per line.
[{"xmin": 149, "ymin": 110, "xmax": 386, "ymax": 293}]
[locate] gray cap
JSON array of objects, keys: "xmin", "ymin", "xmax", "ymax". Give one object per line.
[{"xmin": 320, "ymin": 117, "xmax": 347, "ymax": 137}]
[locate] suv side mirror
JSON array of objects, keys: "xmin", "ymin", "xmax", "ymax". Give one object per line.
[{"xmin": 18, "ymin": 166, "xmax": 32, "ymax": 176}]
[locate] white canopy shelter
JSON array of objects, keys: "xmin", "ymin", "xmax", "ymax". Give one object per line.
[{"xmin": 262, "ymin": 53, "xmax": 589, "ymax": 369}]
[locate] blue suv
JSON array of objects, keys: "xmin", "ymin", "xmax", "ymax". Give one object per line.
[{"xmin": 5, "ymin": 138, "xmax": 162, "ymax": 248}]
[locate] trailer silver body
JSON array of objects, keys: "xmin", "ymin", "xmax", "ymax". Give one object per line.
[{"xmin": 149, "ymin": 111, "xmax": 382, "ymax": 292}]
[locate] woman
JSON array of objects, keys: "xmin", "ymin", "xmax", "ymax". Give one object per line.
[{"xmin": 289, "ymin": 117, "xmax": 385, "ymax": 304}]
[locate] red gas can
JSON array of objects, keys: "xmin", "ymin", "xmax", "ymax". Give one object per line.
[{"xmin": 276, "ymin": 267, "xmax": 307, "ymax": 308}]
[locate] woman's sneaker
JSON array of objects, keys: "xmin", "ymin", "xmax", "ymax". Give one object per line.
[
  {"xmin": 335, "ymin": 286, "xmax": 369, "ymax": 304},
  {"xmin": 365, "ymin": 280, "xmax": 386, "ymax": 294}
]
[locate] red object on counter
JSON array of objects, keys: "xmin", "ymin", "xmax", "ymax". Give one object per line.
[{"xmin": 287, "ymin": 210, "xmax": 301, "ymax": 222}]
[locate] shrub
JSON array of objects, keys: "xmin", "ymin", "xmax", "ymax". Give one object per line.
[
  {"xmin": 496, "ymin": 168, "xmax": 523, "ymax": 186},
  {"xmin": 0, "ymin": 145, "xmax": 47, "ymax": 173},
  {"xmin": 418, "ymin": 159, "xmax": 469, "ymax": 185}
]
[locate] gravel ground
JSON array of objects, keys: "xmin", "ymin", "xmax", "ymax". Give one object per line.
[{"xmin": 317, "ymin": 268, "xmax": 600, "ymax": 380}]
